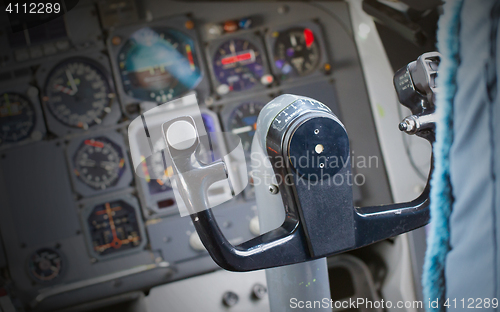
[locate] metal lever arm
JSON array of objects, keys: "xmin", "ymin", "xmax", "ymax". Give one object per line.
[{"xmin": 190, "ymin": 209, "xmax": 311, "ymax": 271}]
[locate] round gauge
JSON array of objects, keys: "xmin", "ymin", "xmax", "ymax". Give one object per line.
[
  {"xmin": 28, "ymin": 248, "xmax": 63, "ymax": 282},
  {"xmin": 44, "ymin": 58, "xmax": 114, "ymax": 129},
  {"xmin": 227, "ymin": 101, "xmax": 265, "ymax": 154},
  {"xmin": 87, "ymin": 200, "xmax": 142, "ymax": 256},
  {"xmin": 73, "ymin": 136, "xmax": 126, "ymax": 191},
  {"xmin": 212, "ymin": 38, "xmax": 265, "ymax": 93},
  {"xmin": 118, "ymin": 27, "xmax": 202, "ymax": 103},
  {"xmin": 141, "ymin": 149, "xmax": 172, "ymax": 195},
  {"xmin": 273, "ymin": 27, "xmax": 321, "ymax": 79},
  {"xmin": 0, "ymin": 92, "xmax": 36, "ymax": 143}
]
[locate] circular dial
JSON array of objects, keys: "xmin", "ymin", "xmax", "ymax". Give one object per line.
[
  {"xmin": 88, "ymin": 200, "xmax": 142, "ymax": 256},
  {"xmin": 73, "ymin": 137, "xmax": 126, "ymax": 191},
  {"xmin": 213, "ymin": 38, "xmax": 265, "ymax": 92},
  {"xmin": 44, "ymin": 58, "xmax": 113, "ymax": 129},
  {"xmin": 28, "ymin": 248, "xmax": 63, "ymax": 282},
  {"xmin": 273, "ymin": 27, "xmax": 321, "ymax": 79},
  {"xmin": 227, "ymin": 101, "xmax": 265, "ymax": 154},
  {"xmin": 0, "ymin": 92, "xmax": 36, "ymax": 143},
  {"xmin": 118, "ymin": 27, "xmax": 202, "ymax": 103}
]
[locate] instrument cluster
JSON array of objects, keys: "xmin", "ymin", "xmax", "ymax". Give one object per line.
[{"xmin": 0, "ymin": 6, "xmax": 334, "ymax": 310}]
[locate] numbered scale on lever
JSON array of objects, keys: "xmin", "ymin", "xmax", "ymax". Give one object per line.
[{"xmin": 181, "ymin": 94, "xmax": 433, "ymax": 272}]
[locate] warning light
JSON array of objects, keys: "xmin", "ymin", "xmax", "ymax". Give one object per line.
[
  {"xmin": 185, "ymin": 20, "xmax": 195, "ymax": 30},
  {"xmin": 111, "ymin": 36, "xmax": 121, "ymax": 46},
  {"xmin": 261, "ymin": 74, "xmax": 274, "ymax": 85},
  {"xmin": 324, "ymin": 63, "xmax": 331, "ymax": 71},
  {"xmin": 303, "ymin": 28, "xmax": 314, "ymax": 48},
  {"xmin": 223, "ymin": 20, "xmax": 238, "ymax": 33}
]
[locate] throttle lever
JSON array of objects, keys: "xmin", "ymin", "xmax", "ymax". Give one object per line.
[{"xmin": 162, "ymin": 53, "xmax": 439, "ymax": 272}]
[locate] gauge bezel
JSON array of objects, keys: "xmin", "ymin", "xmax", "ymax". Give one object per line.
[
  {"xmin": 66, "ymin": 130, "xmax": 133, "ymax": 198},
  {"xmin": 0, "ymin": 78, "xmax": 46, "ymax": 150},
  {"xmin": 265, "ymin": 20, "xmax": 330, "ymax": 83},
  {"xmin": 36, "ymin": 51, "xmax": 121, "ymax": 137},
  {"xmin": 206, "ymin": 31, "xmax": 272, "ymax": 99},
  {"xmin": 107, "ymin": 15, "xmax": 210, "ymax": 116},
  {"xmin": 80, "ymin": 194, "xmax": 147, "ymax": 260},
  {"xmin": 26, "ymin": 247, "xmax": 66, "ymax": 284}
]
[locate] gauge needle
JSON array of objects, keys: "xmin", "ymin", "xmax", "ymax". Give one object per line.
[
  {"xmin": 66, "ymin": 69, "xmax": 78, "ymax": 95},
  {"xmin": 230, "ymin": 40, "xmax": 236, "ymax": 55},
  {"xmin": 290, "ymin": 34, "xmax": 297, "ymax": 47},
  {"xmin": 232, "ymin": 125, "xmax": 253, "ymax": 135}
]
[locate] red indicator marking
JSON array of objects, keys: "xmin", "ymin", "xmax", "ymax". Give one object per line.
[
  {"xmin": 221, "ymin": 52, "xmax": 253, "ymax": 65},
  {"xmin": 84, "ymin": 139, "xmax": 104, "ymax": 148},
  {"xmin": 304, "ymin": 28, "xmax": 314, "ymax": 48},
  {"xmin": 185, "ymin": 45, "xmax": 195, "ymax": 71},
  {"xmin": 0, "ymin": 288, "xmax": 7, "ymax": 297}
]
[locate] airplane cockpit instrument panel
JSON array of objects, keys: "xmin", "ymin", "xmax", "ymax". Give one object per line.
[{"xmin": 0, "ymin": 1, "xmax": 432, "ymax": 311}]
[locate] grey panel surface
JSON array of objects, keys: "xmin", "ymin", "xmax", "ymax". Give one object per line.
[
  {"xmin": 148, "ymin": 200, "xmax": 258, "ymax": 264},
  {"xmin": 0, "ymin": 235, "xmax": 6, "ymax": 269},
  {"xmin": 0, "ymin": 142, "xmax": 79, "ymax": 246},
  {"xmin": 145, "ymin": 269, "xmax": 269, "ymax": 312},
  {"xmin": 282, "ymin": 79, "xmax": 342, "ymax": 117}
]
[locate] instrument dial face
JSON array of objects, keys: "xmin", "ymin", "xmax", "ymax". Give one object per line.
[
  {"xmin": 73, "ymin": 137, "xmax": 126, "ymax": 191},
  {"xmin": 273, "ymin": 27, "xmax": 321, "ymax": 79},
  {"xmin": 212, "ymin": 38, "xmax": 265, "ymax": 92},
  {"xmin": 118, "ymin": 27, "xmax": 202, "ymax": 103},
  {"xmin": 228, "ymin": 101, "xmax": 265, "ymax": 154},
  {"xmin": 28, "ymin": 248, "xmax": 63, "ymax": 282},
  {"xmin": 0, "ymin": 92, "xmax": 36, "ymax": 143},
  {"xmin": 44, "ymin": 58, "xmax": 113, "ymax": 129},
  {"xmin": 88, "ymin": 200, "xmax": 142, "ymax": 256}
]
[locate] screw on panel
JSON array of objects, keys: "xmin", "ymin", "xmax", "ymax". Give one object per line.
[
  {"xmin": 222, "ymin": 291, "xmax": 239, "ymax": 307},
  {"xmin": 268, "ymin": 184, "xmax": 279, "ymax": 194}
]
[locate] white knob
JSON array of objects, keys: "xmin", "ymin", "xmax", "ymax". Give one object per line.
[
  {"xmin": 249, "ymin": 216, "xmax": 260, "ymax": 236},
  {"xmin": 167, "ymin": 120, "xmax": 197, "ymax": 150},
  {"xmin": 189, "ymin": 232, "xmax": 206, "ymax": 251}
]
